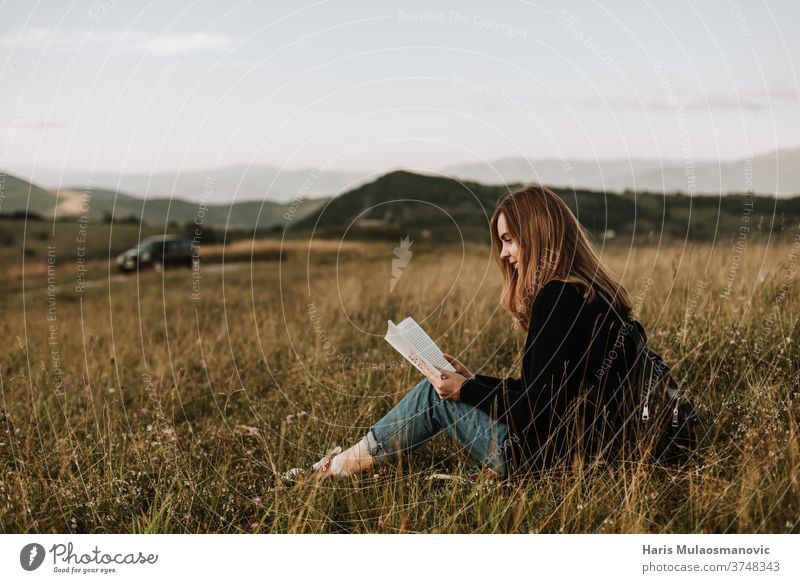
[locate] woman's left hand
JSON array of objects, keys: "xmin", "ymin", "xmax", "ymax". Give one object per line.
[{"xmin": 419, "ymin": 362, "xmax": 468, "ymax": 401}]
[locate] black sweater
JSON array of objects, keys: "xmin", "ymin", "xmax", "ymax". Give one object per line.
[{"xmin": 459, "ymin": 279, "xmax": 642, "ymax": 475}]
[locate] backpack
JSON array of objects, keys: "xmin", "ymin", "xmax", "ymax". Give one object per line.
[{"xmin": 596, "ymin": 290, "xmax": 701, "ymax": 466}]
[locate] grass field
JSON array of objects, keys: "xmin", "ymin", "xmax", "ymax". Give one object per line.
[
  {"xmin": 0, "ymin": 218, "xmax": 166, "ymax": 288},
  {"xmin": 1, "ymin": 232, "xmax": 798, "ymax": 533}
]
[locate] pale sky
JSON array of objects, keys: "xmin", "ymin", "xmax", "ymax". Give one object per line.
[{"xmin": 1, "ymin": 0, "xmax": 798, "ymax": 175}]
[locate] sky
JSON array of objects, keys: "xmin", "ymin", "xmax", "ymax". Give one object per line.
[{"xmin": 1, "ymin": 0, "xmax": 799, "ymax": 176}]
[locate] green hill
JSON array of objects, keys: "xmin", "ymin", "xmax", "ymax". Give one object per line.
[
  {"xmin": 54, "ymin": 187, "xmax": 299, "ymax": 230},
  {"xmin": 290, "ymin": 170, "xmax": 800, "ymax": 242},
  {"xmin": 0, "ymin": 172, "xmax": 59, "ymax": 215},
  {"xmin": 291, "ymin": 171, "xmax": 514, "ymax": 241},
  {"xmin": 0, "ymin": 171, "xmax": 329, "ymax": 230},
  {"xmin": 4, "ymin": 169, "xmax": 800, "ymax": 242}
]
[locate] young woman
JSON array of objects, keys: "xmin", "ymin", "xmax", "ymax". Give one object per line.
[{"xmin": 287, "ymin": 184, "xmax": 645, "ymax": 482}]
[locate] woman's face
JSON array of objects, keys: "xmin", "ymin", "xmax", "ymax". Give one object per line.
[{"xmin": 496, "ymin": 212, "xmax": 520, "ymax": 271}]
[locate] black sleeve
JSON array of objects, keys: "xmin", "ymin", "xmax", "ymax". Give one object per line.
[
  {"xmin": 458, "ymin": 373, "xmax": 527, "ymax": 419},
  {"xmin": 459, "ymin": 281, "xmax": 589, "ymax": 438}
]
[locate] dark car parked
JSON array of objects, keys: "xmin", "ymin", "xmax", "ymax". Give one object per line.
[{"xmin": 117, "ymin": 235, "xmax": 195, "ymax": 272}]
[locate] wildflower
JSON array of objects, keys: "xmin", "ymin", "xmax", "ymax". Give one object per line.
[
  {"xmin": 286, "ymin": 411, "xmax": 308, "ymax": 425},
  {"xmin": 236, "ymin": 425, "xmax": 260, "ymax": 436}
]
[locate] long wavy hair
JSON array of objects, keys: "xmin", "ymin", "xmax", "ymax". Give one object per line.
[{"xmin": 491, "ymin": 184, "xmax": 634, "ymax": 332}]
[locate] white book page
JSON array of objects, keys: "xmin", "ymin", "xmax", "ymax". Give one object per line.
[
  {"xmin": 394, "ymin": 317, "xmax": 456, "ymax": 373},
  {"xmin": 385, "ymin": 320, "xmax": 431, "ymax": 376}
]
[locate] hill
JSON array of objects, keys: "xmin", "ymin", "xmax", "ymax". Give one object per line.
[
  {"xmin": 18, "ymin": 147, "xmax": 800, "ymax": 204},
  {"xmin": 53, "ymin": 187, "xmax": 302, "ymax": 231},
  {"xmin": 0, "ymin": 173, "xmax": 59, "ymax": 215},
  {"xmin": 291, "ymin": 170, "xmax": 800, "ymax": 242},
  {"xmin": 0, "ymin": 172, "xmax": 328, "ymax": 231},
  {"xmin": 17, "ymin": 163, "xmax": 364, "ymax": 204},
  {"xmin": 5, "ymin": 169, "xmax": 800, "ymax": 242},
  {"xmin": 291, "ymin": 170, "xmax": 513, "ymax": 241}
]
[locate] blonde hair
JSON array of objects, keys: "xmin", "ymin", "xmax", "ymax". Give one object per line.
[{"xmin": 491, "ymin": 184, "xmax": 633, "ymax": 332}]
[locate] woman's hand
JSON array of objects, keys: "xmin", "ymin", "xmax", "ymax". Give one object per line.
[
  {"xmin": 443, "ymin": 352, "xmax": 475, "ymax": 380},
  {"xmin": 419, "ymin": 361, "xmax": 469, "ymax": 401}
]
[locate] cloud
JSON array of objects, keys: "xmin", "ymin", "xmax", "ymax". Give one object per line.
[
  {"xmin": 602, "ymin": 92, "xmax": 766, "ymax": 112},
  {"xmin": 647, "ymin": 93, "xmax": 765, "ymax": 112},
  {"xmin": 600, "ymin": 81, "xmax": 799, "ymax": 113},
  {"xmin": 754, "ymin": 82, "xmax": 800, "ymax": 102},
  {"xmin": 0, "ymin": 27, "xmax": 236, "ymax": 55}
]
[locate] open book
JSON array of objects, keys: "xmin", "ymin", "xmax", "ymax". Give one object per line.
[{"xmin": 385, "ymin": 317, "xmax": 456, "ymax": 377}]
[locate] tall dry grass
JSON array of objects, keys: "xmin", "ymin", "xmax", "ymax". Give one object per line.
[{"xmin": 0, "ymin": 234, "xmax": 798, "ymax": 533}]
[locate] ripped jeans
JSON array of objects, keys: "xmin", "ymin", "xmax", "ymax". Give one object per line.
[{"xmin": 360, "ymin": 377, "xmax": 511, "ymax": 477}]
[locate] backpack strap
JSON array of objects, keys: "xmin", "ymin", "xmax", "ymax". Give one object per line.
[
  {"xmin": 593, "ymin": 287, "xmax": 647, "ymax": 353},
  {"xmin": 593, "ymin": 286, "xmax": 660, "ymax": 420},
  {"xmin": 593, "ymin": 288, "xmax": 699, "ymax": 457}
]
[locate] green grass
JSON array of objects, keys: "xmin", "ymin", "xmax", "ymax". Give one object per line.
[{"xmin": 0, "ymin": 236, "xmax": 798, "ymax": 533}]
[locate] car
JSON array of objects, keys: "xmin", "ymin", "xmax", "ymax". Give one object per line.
[{"xmin": 116, "ymin": 235, "xmax": 196, "ymax": 273}]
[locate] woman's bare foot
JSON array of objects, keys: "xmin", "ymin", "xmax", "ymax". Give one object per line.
[
  {"xmin": 282, "ymin": 437, "xmax": 377, "ymax": 483},
  {"xmin": 281, "ymin": 445, "xmax": 341, "ymax": 484},
  {"xmin": 310, "ymin": 446, "xmax": 342, "ymax": 481}
]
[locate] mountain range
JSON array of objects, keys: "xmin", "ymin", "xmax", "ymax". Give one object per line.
[
  {"xmin": 3, "ymin": 162, "xmax": 800, "ymax": 241},
  {"xmin": 10, "ymin": 147, "xmax": 800, "ymax": 205},
  {"xmin": 11, "ymin": 164, "xmax": 364, "ymax": 205},
  {"xmin": 443, "ymin": 147, "xmax": 800, "ymax": 197},
  {"xmin": 292, "ymin": 170, "xmax": 800, "ymax": 242},
  {"xmin": 0, "ymin": 173, "xmax": 327, "ymax": 231}
]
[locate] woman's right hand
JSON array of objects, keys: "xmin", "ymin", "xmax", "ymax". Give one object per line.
[{"xmin": 443, "ymin": 353, "xmax": 475, "ymax": 380}]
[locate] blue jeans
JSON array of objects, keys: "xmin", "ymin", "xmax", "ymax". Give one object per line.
[{"xmin": 363, "ymin": 377, "xmax": 511, "ymax": 477}]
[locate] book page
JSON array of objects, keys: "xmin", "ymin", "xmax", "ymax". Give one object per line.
[
  {"xmin": 384, "ymin": 320, "xmax": 429, "ymax": 377},
  {"xmin": 385, "ymin": 317, "xmax": 455, "ymax": 375}
]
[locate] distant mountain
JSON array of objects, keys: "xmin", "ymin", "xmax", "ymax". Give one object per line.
[
  {"xmin": 6, "ymin": 168, "xmax": 800, "ymax": 241},
  {"xmin": 291, "ymin": 170, "xmax": 800, "ymax": 242},
  {"xmin": 443, "ymin": 148, "xmax": 800, "ymax": 197},
  {"xmin": 18, "ymin": 147, "xmax": 798, "ymax": 207},
  {"xmin": 16, "ymin": 163, "xmax": 367, "ymax": 204},
  {"xmin": 0, "ymin": 172, "xmax": 328, "ymax": 230}
]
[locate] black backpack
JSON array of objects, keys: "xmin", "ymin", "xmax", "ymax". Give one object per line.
[{"xmin": 596, "ymin": 290, "xmax": 701, "ymax": 466}]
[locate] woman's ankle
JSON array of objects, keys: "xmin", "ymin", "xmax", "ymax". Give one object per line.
[{"xmin": 334, "ymin": 438, "xmax": 376, "ymax": 475}]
